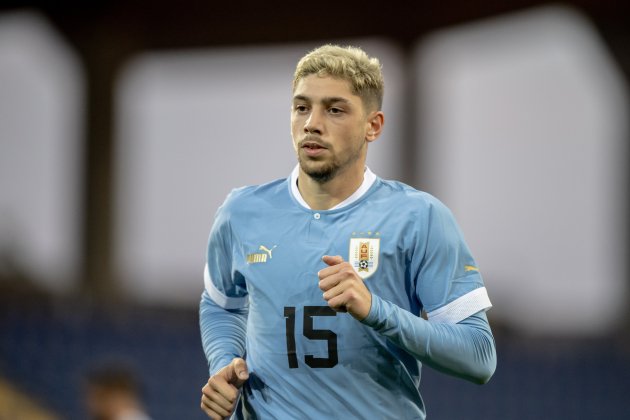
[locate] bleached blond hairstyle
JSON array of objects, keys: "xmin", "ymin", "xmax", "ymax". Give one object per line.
[{"xmin": 293, "ymin": 44, "xmax": 384, "ymax": 111}]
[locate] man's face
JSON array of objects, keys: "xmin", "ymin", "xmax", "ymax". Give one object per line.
[{"xmin": 291, "ymin": 74, "xmax": 374, "ymax": 183}]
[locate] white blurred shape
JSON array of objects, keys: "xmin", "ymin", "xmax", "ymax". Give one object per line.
[
  {"xmin": 415, "ymin": 6, "xmax": 627, "ymax": 336},
  {"xmin": 115, "ymin": 40, "xmax": 404, "ymax": 306},
  {"xmin": 0, "ymin": 11, "xmax": 83, "ymax": 291}
]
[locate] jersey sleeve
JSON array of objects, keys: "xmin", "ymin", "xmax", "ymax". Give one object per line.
[
  {"xmin": 200, "ymin": 290, "xmax": 248, "ymax": 375},
  {"xmin": 362, "ymin": 297, "xmax": 496, "ymax": 384},
  {"xmin": 204, "ymin": 191, "xmax": 249, "ymax": 310},
  {"xmin": 415, "ymin": 198, "xmax": 491, "ymax": 324},
  {"xmin": 200, "ymin": 190, "xmax": 250, "ymax": 375}
]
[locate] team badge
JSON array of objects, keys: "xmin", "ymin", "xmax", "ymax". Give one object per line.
[{"xmin": 349, "ymin": 237, "xmax": 380, "ymax": 279}]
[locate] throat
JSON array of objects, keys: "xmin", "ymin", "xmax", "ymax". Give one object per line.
[{"xmin": 297, "ymin": 167, "xmax": 364, "ymax": 210}]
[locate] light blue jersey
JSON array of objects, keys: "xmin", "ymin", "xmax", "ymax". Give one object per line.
[{"xmin": 200, "ymin": 167, "xmax": 495, "ymax": 419}]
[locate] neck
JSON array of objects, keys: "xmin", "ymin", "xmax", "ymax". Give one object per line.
[{"xmin": 297, "ymin": 164, "xmax": 365, "ymax": 210}]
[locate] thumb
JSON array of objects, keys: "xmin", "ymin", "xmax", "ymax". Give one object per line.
[
  {"xmin": 322, "ymin": 255, "xmax": 344, "ymax": 266},
  {"xmin": 228, "ymin": 357, "xmax": 249, "ymax": 387}
]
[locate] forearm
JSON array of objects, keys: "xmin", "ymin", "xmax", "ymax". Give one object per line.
[
  {"xmin": 199, "ymin": 290, "xmax": 248, "ymax": 375},
  {"xmin": 361, "ymin": 294, "xmax": 496, "ymax": 384}
]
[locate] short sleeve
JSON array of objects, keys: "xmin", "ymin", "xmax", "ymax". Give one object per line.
[{"xmin": 415, "ymin": 198, "xmax": 491, "ymax": 324}]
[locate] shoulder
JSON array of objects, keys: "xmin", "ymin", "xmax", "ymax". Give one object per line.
[
  {"xmin": 209, "ymin": 177, "xmax": 289, "ymax": 240},
  {"xmin": 374, "ymin": 178, "xmax": 451, "ymax": 216},
  {"xmin": 219, "ymin": 177, "xmax": 290, "ymax": 217}
]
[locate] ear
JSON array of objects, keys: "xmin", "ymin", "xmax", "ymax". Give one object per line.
[{"xmin": 365, "ymin": 111, "xmax": 384, "ymax": 143}]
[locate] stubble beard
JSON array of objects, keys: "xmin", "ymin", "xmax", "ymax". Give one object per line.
[
  {"xmin": 298, "ymin": 156, "xmax": 338, "ymax": 183},
  {"xmin": 298, "ymin": 143, "xmax": 363, "ymax": 184}
]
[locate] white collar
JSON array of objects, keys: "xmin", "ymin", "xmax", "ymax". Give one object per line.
[{"xmin": 290, "ymin": 165, "xmax": 377, "ymax": 210}]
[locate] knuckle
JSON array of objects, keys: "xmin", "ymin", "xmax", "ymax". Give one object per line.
[{"xmin": 341, "ymin": 267, "xmax": 355, "ymax": 277}]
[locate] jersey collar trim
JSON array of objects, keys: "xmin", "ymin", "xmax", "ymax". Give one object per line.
[{"xmin": 289, "ymin": 165, "xmax": 377, "ymax": 210}]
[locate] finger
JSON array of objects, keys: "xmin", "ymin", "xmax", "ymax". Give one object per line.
[
  {"xmin": 327, "ymin": 295, "xmax": 349, "ymax": 313},
  {"xmin": 228, "ymin": 358, "xmax": 249, "ymax": 388},
  {"xmin": 200, "ymin": 394, "xmax": 225, "ymax": 420},
  {"xmin": 204, "ymin": 382, "xmax": 237, "ymax": 412},
  {"xmin": 201, "ymin": 393, "xmax": 233, "ymax": 419},
  {"xmin": 317, "ymin": 263, "xmax": 343, "ymax": 281},
  {"xmin": 318, "ymin": 258, "xmax": 354, "ymax": 282},
  {"xmin": 216, "ymin": 357, "xmax": 248, "ymax": 389},
  {"xmin": 200, "ymin": 400, "xmax": 221, "ymax": 420},
  {"xmin": 328, "ymin": 284, "xmax": 372, "ymax": 320},
  {"xmin": 319, "ymin": 261, "xmax": 358, "ymax": 288},
  {"xmin": 323, "ymin": 283, "xmax": 349, "ymax": 312},
  {"xmin": 206, "ymin": 375, "xmax": 239, "ymax": 406},
  {"xmin": 322, "ymin": 277, "xmax": 347, "ymax": 300},
  {"xmin": 318, "ymin": 271, "xmax": 342, "ymax": 292},
  {"xmin": 322, "ymin": 255, "xmax": 344, "ymax": 266}
]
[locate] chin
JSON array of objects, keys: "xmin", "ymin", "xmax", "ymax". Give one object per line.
[{"xmin": 299, "ymin": 159, "xmax": 338, "ymax": 183}]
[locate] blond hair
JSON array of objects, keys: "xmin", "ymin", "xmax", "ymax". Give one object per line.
[{"xmin": 293, "ymin": 45, "xmax": 384, "ymax": 111}]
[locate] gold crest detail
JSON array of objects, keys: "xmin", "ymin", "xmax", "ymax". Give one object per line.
[
  {"xmin": 247, "ymin": 253, "xmax": 268, "ymax": 264},
  {"xmin": 349, "ymin": 238, "xmax": 380, "ymax": 279}
]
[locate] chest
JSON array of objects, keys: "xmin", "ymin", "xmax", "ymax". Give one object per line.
[{"xmin": 232, "ymin": 208, "xmax": 417, "ymax": 312}]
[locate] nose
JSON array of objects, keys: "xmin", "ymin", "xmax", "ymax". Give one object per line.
[{"xmin": 304, "ymin": 110, "xmax": 322, "ymax": 135}]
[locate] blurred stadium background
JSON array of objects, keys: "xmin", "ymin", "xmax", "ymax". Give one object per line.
[{"xmin": 1, "ymin": 0, "xmax": 629, "ymax": 418}]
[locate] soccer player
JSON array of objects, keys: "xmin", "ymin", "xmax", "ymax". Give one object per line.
[{"xmin": 199, "ymin": 44, "xmax": 496, "ymax": 419}]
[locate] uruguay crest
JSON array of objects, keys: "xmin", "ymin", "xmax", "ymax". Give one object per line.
[{"xmin": 349, "ymin": 237, "xmax": 380, "ymax": 279}]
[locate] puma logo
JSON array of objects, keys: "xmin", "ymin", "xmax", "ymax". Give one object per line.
[{"xmin": 259, "ymin": 245, "xmax": 277, "ymax": 259}]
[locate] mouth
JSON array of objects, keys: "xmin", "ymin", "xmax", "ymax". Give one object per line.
[
  {"xmin": 300, "ymin": 139, "xmax": 327, "ymax": 150},
  {"xmin": 299, "ymin": 138, "xmax": 328, "ymax": 157},
  {"xmin": 303, "ymin": 142, "xmax": 326, "ymax": 150}
]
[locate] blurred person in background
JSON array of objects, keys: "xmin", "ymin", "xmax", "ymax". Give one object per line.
[
  {"xmin": 199, "ymin": 44, "xmax": 496, "ymax": 419},
  {"xmin": 84, "ymin": 363, "xmax": 151, "ymax": 420}
]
